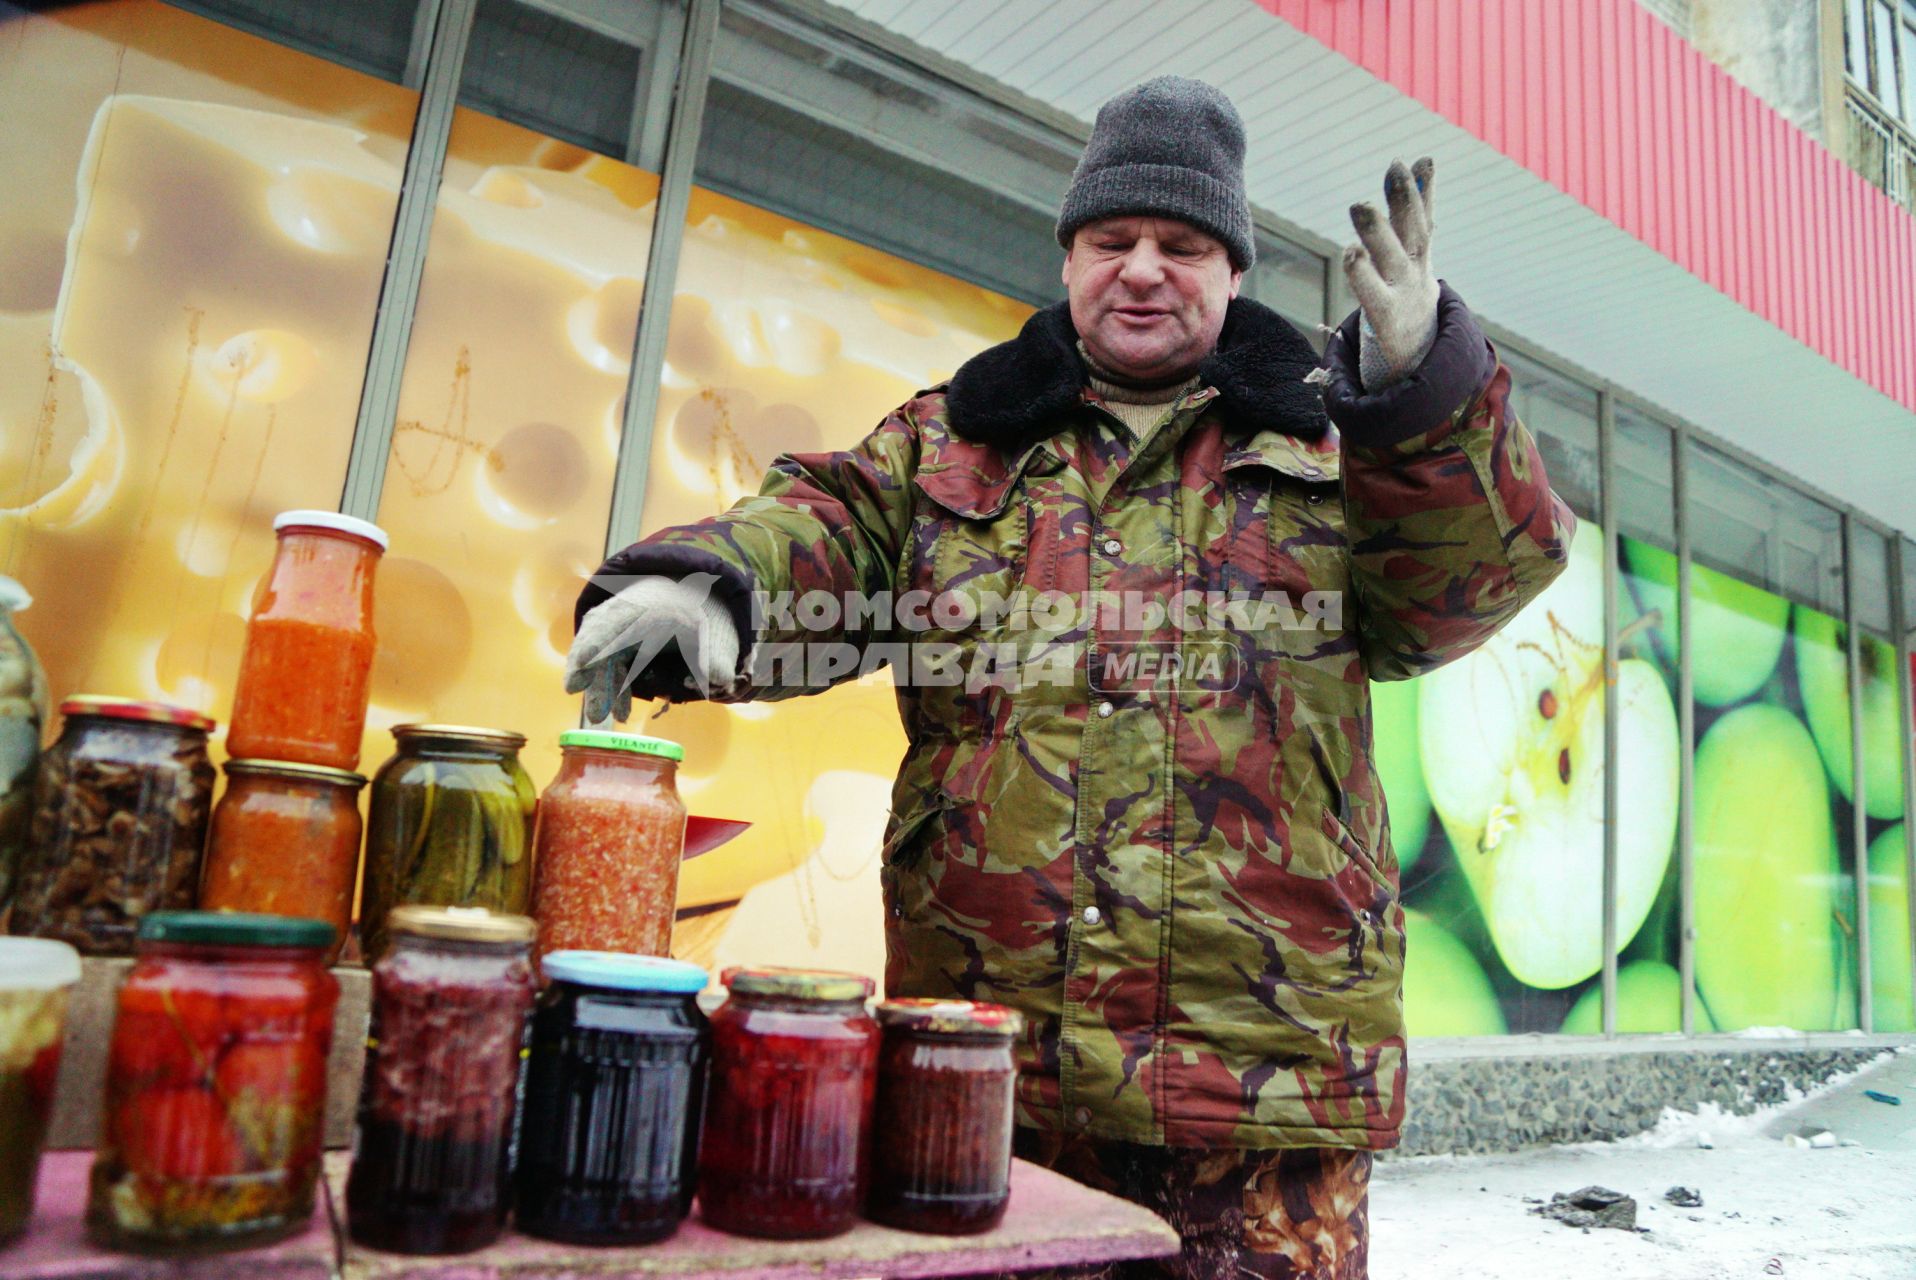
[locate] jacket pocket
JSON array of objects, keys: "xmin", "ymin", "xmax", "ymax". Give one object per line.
[{"xmin": 1320, "ymin": 804, "xmax": 1394, "ymax": 895}]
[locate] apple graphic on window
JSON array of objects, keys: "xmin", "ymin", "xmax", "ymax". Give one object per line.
[
  {"xmin": 1370, "ymin": 677, "xmax": 1430, "ymax": 870},
  {"xmin": 1419, "ymin": 530, "xmax": 1680, "ymax": 989},
  {"xmin": 1693, "ymin": 701, "xmax": 1843, "ymax": 1031},
  {"xmin": 1868, "ymin": 823, "xmax": 1913, "ymax": 1033},
  {"xmin": 1794, "ymin": 607, "xmax": 1907, "ymax": 821},
  {"xmin": 1557, "ymin": 959, "xmax": 1710, "ymax": 1034},
  {"xmin": 1620, "ymin": 540, "xmax": 1788, "ymax": 707},
  {"xmin": 1402, "ymin": 908, "xmax": 1506, "ymax": 1036}
]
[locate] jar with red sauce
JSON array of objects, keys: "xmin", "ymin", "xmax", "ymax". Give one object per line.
[
  {"xmin": 199, "ymin": 760, "xmax": 366, "ymax": 965},
  {"xmin": 530, "ymin": 731, "xmax": 686, "ymax": 961},
  {"xmin": 345, "ymin": 906, "xmax": 537, "ymax": 1255},
  {"xmin": 87, "ymin": 911, "xmax": 339, "ymax": 1253},
  {"xmin": 227, "ymin": 510, "xmax": 386, "ymax": 770},
  {"xmin": 868, "ymin": 999, "xmax": 1022, "ymax": 1234},
  {"xmin": 8, "ymin": 697, "xmax": 216, "ymax": 955},
  {"xmin": 698, "ymin": 967, "xmax": 878, "ymax": 1239}
]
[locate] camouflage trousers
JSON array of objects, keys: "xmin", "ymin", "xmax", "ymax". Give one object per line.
[{"xmin": 990, "ymin": 1129, "xmax": 1371, "ymax": 1280}]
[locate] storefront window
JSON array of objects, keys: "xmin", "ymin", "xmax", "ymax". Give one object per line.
[
  {"xmin": 1605, "ymin": 406, "xmax": 1684, "ymax": 1034},
  {"xmin": 0, "ymin": 0, "xmax": 417, "ymax": 727},
  {"xmin": 1392, "ymin": 353, "xmax": 1609, "ymax": 1035},
  {"xmin": 1687, "ymin": 442, "xmax": 1856, "ymax": 1031},
  {"xmin": 1858, "ymin": 527, "xmax": 1912, "ymax": 1031},
  {"xmin": 1243, "ymin": 235, "xmax": 1326, "ymax": 337},
  {"xmin": 365, "ymin": 0, "xmax": 673, "ymax": 790}
]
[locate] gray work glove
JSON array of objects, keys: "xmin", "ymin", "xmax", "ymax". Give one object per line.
[
  {"xmin": 1342, "ymin": 157, "xmax": 1439, "ymax": 392},
  {"xmin": 563, "ymin": 573, "xmax": 740, "ymax": 723}
]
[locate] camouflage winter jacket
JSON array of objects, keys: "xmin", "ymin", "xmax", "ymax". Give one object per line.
[{"xmin": 579, "ymin": 284, "xmax": 1574, "ymax": 1150}]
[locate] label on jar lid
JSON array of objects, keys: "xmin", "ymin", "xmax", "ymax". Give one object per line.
[
  {"xmin": 138, "ymin": 910, "xmax": 336, "ymax": 951},
  {"xmin": 542, "ymin": 950, "xmax": 708, "ymax": 994},
  {"xmin": 722, "ymin": 965, "xmax": 874, "ymax": 1003},
  {"xmin": 224, "ymin": 758, "xmax": 367, "ymax": 788},
  {"xmin": 386, "ymin": 904, "xmax": 537, "ymax": 946},
  {"xmin": 876, "ymin": 997, "xmax": 1024, "ymax": 1039},
  {"xmin": 273, "ymin": 509, "xmax": 389, "ymax": 551},
  {"xmin": 558, "ymin": 730, "xmax": 684, "ymax": 761},
  {"xmin": 60, "ymin": 695, "xmax": 215, "ymax": 733},
  {"xmin": 0, "ymin": 938, "xmax": 82, "ymax": 990}
]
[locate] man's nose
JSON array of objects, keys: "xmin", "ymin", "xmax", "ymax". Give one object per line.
[{"xmin": 1116, "ymin": 243, "xmax": 1166, "ymax": 289}]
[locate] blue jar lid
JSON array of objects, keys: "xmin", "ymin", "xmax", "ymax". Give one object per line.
[{"xmin": 542, "ymin": 951, "xmax": 709, "ymax": 994}]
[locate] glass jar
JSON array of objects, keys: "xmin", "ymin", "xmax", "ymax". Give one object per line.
[
  {"xmin": 345, "ymin": 905, "xmax": 537, "ymax": 1255},
  {"xmin": 0, "ymin": 576, "xmax": 48, "ymax": 910},
  {"xmin": 530, "ymin": 731, "xmax": 686, "ymax": 962},
  {"xmin": 199, "ymin": 760, "xmax": 367, "ymax": 965},
  {"xmin": 515, "ymin": 951, "xmax": 709, "ymax": 1245},
  {"xmin": 8, "ymin": 698, "xmax": 216, "ymax": 955},
  {"xmin": 227, "ymin": 510, "xmax": 386, "ymax": 770},
  {"xmin": 87, "ymin": 912, "xmax": 339, "ymax": 1252},
  {"xmin": 698, "ymin": 967, "xmax": 878, "ymax": 1239},
  {"xmin": 867, "ymin": 999, "xmax": 1022, "ymax": 1234},
  {"xmin": 361, "ymin": 725, "xmax": 536, "ymax": 960},
  {"xmin": 0, "ymin": 938, "xmax": 80, "ymax": 1243}
]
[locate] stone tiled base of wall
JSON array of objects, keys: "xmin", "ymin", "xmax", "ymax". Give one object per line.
[{"xmin": 1391, "ymin": 1035, "xmax": 1914, "ymax": 1157}]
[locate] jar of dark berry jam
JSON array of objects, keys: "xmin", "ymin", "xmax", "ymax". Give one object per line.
[
  {"xmin": 344, "ymin": 906, "xmax": 536, "ymax": 1255},
  {"xmin": 697, "ymin": 967, "xmax": 877, "ymax": 1239},
  {"xmin": 515, "ymin": 951, "xmax": 710, "ymax": 1245},
  {"xmin": 867, "ymin": 998, "xmax": 1023, "ymax": 1234}
]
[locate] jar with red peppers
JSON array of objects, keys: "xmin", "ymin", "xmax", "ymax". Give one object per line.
[
  {"xmin": 86, "ymin": 912, "xmax": 339, "ymax": 1252},
  {"xmin": 868, "ymin": 999, "xmax": 1022, "ymax": 1234},
  {"xmin": 9, "ymin": 697, "xmax": 216, "ymax": 955},
  {"xmin": 698, "ymin": 967, "xmax": 877, "ymax": 1239},
  {"xmin": 345, "ymin": 905, "xmax": 537, "ymax": 1255}
]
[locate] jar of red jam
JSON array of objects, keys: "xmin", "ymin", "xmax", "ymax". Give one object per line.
[
  {"xmin": 345, "ymin": 905, "xmax": 536, "ymax": 1255},
  {"xmin": 8, "ymin": 697, "xmax": 216, "ymax": 955},
  {"xmin": 698, "ymin": 967, "xmax": 878, "ymax": 1239},
  {"xmin": 227, "ymin": 510, "xmax": 386, "ymax": 770},
  {"xmin": 87, "ymin": 912, "xmax": 339, "ymax": 1253},
  {"xmin": 530, "ymin": 731, "xmax": 686, "ymax": 962},
  {"xmin": 515, "ymin": 952, "xmax": 709, "ymax": 1245},
  {"xmin": 199, "ymin": 760, "xmax": 367, "ymax": 965},
  {"xmin": 868, "ymin": 999, "xmax": 1022, "ymax": 1234}
]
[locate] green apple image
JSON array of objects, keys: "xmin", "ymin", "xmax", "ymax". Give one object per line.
[
  {"xmin": 1403, "ymin": 908, "xmax": 1507, "ymax": 1036},
  {"xmin": 1558, "ymin": 960, "xmax": 1709, "ymax": 1034},
  {"xmin": 1370, "ymin": 677, "xmax": 1431, "ymax": 871},
  {"xmin": 1693, "ymin": 703, "xmax": 1843, "ymax": 1030},
  {"xmin": 1794, "ymin": 608, "xmax": 1906, "ymax": 821},
  {"xmin": 1868, "ymin": 824, "xmax": 1913, "ymax": 1032},
  {"xmin": 1620, "ymin": 540, "xmax": 1788, "ymax": 707},
  {"xmin": 1420, "ymin": 531, "xmax": 1680, "ymax": 988}
]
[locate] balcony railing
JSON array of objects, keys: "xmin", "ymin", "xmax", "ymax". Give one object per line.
[{"xmin": 1846, "ymin": 86, "xmax": 1916, "ymax": 212}]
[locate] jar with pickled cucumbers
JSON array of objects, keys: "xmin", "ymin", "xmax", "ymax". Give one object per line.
[
  {"xmin": 0, "ymin": 938, "xmax": 80, "ymax": 1243},
  {"xmin": 87, "ymin": 912, "xmax": 339, "ymax": 1252},
  {"xmin": 361, "ymin": 725, "xmax": 536, "ymax": 960},
  {"xmin": 0, "ymin": 576, "xmax": 48, "ymax": 911}
]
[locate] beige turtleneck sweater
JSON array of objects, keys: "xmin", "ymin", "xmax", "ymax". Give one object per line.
[{"xmin": 1079, "ymin": 341, "xmax": 1201, "ymax": 447}]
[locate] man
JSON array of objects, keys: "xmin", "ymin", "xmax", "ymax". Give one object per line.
[{"xmin": 567, "ymin": 77, "xmax": 1572, "ymax": 1279}]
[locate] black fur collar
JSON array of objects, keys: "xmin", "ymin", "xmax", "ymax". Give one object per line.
[{"xmin": 945, "ymin": 295, "xmax": 1329, "ymax": 450}]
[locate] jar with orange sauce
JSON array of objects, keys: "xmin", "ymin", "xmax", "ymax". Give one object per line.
[
  {"xmin": 530, "ymin": 732, "xmax": 686, "ymax": 961},
  {"xmin": 227, "ymin": 511, "xmax": 386, "ymax": 770},
  {"xmin": 199, "ymin": 760, "xmax": 367, "ymax": 964}
]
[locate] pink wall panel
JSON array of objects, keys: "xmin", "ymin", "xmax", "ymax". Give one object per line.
[{"xmin": 1257, "ymin": 0, "xmax": 1916, "ymax": 413}]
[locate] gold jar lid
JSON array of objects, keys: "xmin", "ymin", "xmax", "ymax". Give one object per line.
[
  {"xmin": 385, "ymin": 905, "xmax": 536, "ymax": 946},
  {"xmin": 722, "ymin": 965, "xmax": 874, "ymax": 1003},
  {"xmin": 392, "ymin": 723, "xmax": 527, "ymax": 749},
  {"xmin": 61, "ymin": 695, "xmax": 214, "ymax": 733},
  {"xmin": 225, "ymin": 758, "xmax": 367, "ymax": 789}
]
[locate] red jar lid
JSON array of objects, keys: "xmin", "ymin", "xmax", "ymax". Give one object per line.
[
  {"xmin": 60, "ymin": 695, "xmax": 214, "ymax": 733},
  {"xmin": 722, "ymin": 965, "xmax": 874, "ymax": 1003},
  {"xmin": 876, "ymin": 998, "xmax": 1023, "ymax": 1039}
]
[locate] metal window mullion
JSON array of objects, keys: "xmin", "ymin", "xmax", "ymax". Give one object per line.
[
  {"xmin": 1599, "ymin": 389, "xmax": 1620, "ymax": 1037},
  {"xmin": 627, "ymin": 1, "xmax": 686, "ymax": 171},
  {"xmin": 339, "ymin": 0, "xmax": 480, "ymax": 522},
  {"xmin": 602, "ymin": 0, "xmax": 721, "ymax": 556},
  {"xmin": 1895, "ymin": 538, "xmax": 1916, "ymax": 1027},
  {"xmin": 1845, "ymin": 516, "xmax": 1874, "ymax": 1031},
  {"xmin": 1675, "ymin": 422, "xmax": 1697, "ymax": 1036},
  {"xmin": 403, "ymin": 0, "xmax": 439, "ymax": 89}
]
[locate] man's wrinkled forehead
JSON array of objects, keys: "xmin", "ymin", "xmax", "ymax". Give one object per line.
[{"xmin": 1071, "ymin": 214, "xmax": 1227, "ymax": 251}]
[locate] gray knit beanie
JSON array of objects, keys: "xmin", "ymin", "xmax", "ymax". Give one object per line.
[{"xmin": 1056, "ymin": 76, "xmax": 1255, "ymax": 270}]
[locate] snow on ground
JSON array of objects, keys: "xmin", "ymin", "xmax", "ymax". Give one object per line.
[{"xmin": 1371, "ymin": 1049, "xmax": 1916, "ymax": 1279}]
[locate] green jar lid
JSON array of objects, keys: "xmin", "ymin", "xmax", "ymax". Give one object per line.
[
  {"xmin": 139, "ymin": 910, "xmax": 336, "ymax": 951},
  {"xmin": 558, "ymin": 730, "xmax": 684, "ymax": 761},
  {"xmin": 876, "ymin": 998, "xmax": 1023, "ymax": 1040},
  {"xmin": 722, "ymin": 965, "xmax": 874, "ymax": 1003}
]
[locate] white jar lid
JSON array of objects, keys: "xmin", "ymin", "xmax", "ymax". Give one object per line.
[
  {"xmin": 0, "ymin": 938, "xmax": 82, "ymax": 989},
  {"xmin": 273, "ymin": 509, "xmax": 389, "ymax": 551}
]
